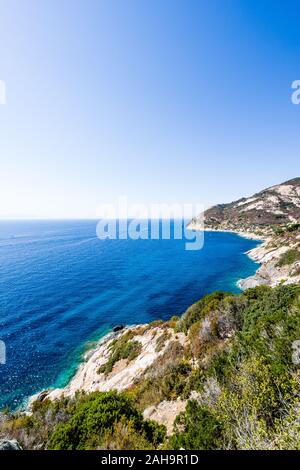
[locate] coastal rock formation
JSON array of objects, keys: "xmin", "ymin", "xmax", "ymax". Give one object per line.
[
  {"xmin": 188, "ymin": 178, "xmax": 300, "ymax": 288},
  {"xmin": 45, "ymin": 324, "xmax": 187, "ymax": 401},
  {"xmin": 29, "ymin": 323, "xmax": 191, "ymax": 437},
  {"xmin": 143, "ymin": 398, "xmax": 187, "ymax": 435},
  {"xmin": 188, "ymin": 178, "xmax": 300, "ymax": 233},
  {"xmin": 3, "ymin": 284, "xmax": 300, "ymax": 450},
  {"xmin": 238, "ymin": 231, "xmax": 300, "ymax": 289},
  {"xmin": 0, "ymin": 439, "xmax": 22, "ymax": 450}
]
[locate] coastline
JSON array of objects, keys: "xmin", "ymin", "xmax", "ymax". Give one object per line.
[
  {"xmin": 27, "ymin": 225, "xmax": 300, "ymax": 411},
  {"xmin": 187, "ymin": 222, "xmax": 266, "ymax": 241},
  {"xmin": 187, "ymin": 223, "xmax": 267, "ymax": 289},
  {"xmin": 27, "ymin": 327, "xmax": 124, "ymax": 408},
  {"xmin": 30, "ymin": 323, "xmax": 187, "ymax": 419},
  {"xmin": 22, "ymin": 224, "xmax": 299, "ymax": 440},
  {"xmin": 188, "ymin": 224, "xmax": 300, "ymax": 290},
  {"xmin": 29, "ymin": 229, "xmax": 262, "ymax": 408}
]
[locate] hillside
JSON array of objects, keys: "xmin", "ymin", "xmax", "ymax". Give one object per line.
[
  {"xmin": 1, "ymin": 284, "xmax": 300, "ymax": 450},
  {"xmin": 188, "ymin": 178, "xmax": 300, "ymax": 235},
  {"xmin": 188, "ymin": 178, "xmax": 300, "ymax": 289}
]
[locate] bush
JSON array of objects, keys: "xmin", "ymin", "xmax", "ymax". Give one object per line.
[
  {"xmin": 169, "ymin": 284, "xmax": 300, "ymax": 449},
  {"xmin": 98, "ymin": 332, "xmax": 142, "ymax": 375},
  {"xmin": 170, "ymin": 401, "xmax": 223, "ymax": 450},
  {"xmin": 178, "ymin": 291, "xmax": 229, "ymax": 332},
  {"xmin": 276, "ymin": 249, "xmax": 300, "ymax": 267},
  {"xmin": 48, "ymin": 391, "xmax": 165, "ymax": 450},
  {"xmin": 286, "ymin": 224, "xmax": 300, "ymax": 232},
  {"xmin": 102, "ymin": 418, "xmax": 159, "ymax": 450}
]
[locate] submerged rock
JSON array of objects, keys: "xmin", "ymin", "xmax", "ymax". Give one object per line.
[{"xmin": 113, "ymin": 325, "xmax": 124, "ymax": 332}]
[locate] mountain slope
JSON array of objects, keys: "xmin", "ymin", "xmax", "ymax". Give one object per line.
[
  {"xmin": 189, "ymin": 178, "xmax": 300, "ymax": 233},
  {"xmin": 188, "ymin": 178, "xmax": 300, "ymax": 289}
]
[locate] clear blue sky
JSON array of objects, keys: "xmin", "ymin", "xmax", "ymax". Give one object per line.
[{"xmin": 0, "ymin": 0, "xmax": 299, "ymax": 218}]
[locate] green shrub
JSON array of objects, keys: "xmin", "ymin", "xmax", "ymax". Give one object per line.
[
  {"xmin": 286, "ymin": 223, "xmax": 300, "ymax": 232},
  {"xmin": 98, "ymin": 332, "xmax": 142, "ymax": 375},
  {"xmin": 170, "ymin": 401, "xmax": 223, "ymax": 450},
  {"xmin": 276, "ymin": 249, "xmax": 300, "ymax": 267},
  {"xmin": 179, "ymin": 291, "xmax": 229, "ymax": 332},
  {"xmin": 170, "ymin": 284, "xmax": 300, "ymax": 449},
  {"xmin": 48, "ymin": 391, "xmax": 165, "ymax": 450}
]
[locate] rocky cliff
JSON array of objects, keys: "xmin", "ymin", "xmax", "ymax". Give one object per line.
[
  {"xmin": 188, "ymin": 178, "xmax": 300, "ymax": 288},
  {"xmin": 2, "ymin": 284, "xmax": 300, "ymax": 450},
  {"xmin": 189, "ymin": 177, "xmax": 300, "ymax": 235}
]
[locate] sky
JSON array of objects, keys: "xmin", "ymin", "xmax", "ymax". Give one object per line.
[{"xmin": 0, "ymin": 0, "xmax": 299, "ymax": 219}]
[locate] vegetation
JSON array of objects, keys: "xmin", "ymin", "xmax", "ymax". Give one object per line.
[
  {"xmin": 177, "ymin": 291, "xmax": 230, "ymax": 332},
  {"xmin": 98, "ymin": 331, "xmax": 142, "ymax": 375},
  {"xmin": 48, "ymin": 392, "xmax": 165, "ymax": 450},
  {"xmin": 0, "ymin": 391, "xmax": 165, "ymax": 450},
  {"xmin": 167, "ymin": 284, "xmax": 300, "ymax": 449},
  {"xmin": 128, "ymin": 341, "xmax": 190, "ymax": 410},
  {"xmin": 274, "ymin": 223, "xmax": 300, "ymax": 235},
  {"xmin": 155, "ymin": 330, "xmax": 171, "ymax": 352},
  {"xmin": 1, "ymin": 284, "xmax": 300, "ymax": 450},
  {"xmin": 276, "ymin": 248, "xmax": 300, "ymax": 267},
  {"xmin": 170, "ymin": 401, "xmax": 223, "ymax": 450}
]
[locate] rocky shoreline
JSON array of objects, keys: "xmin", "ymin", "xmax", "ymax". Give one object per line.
[
  {"xmin": 238, "ymin": 232, "xmax": 300, "ymax": 290},
  {"xmin": 46, "ymin": 324, "xmax": 186, "ymax": 400},
  {"xmin": 31, "ymin": 226, "xmax": 300, "ymax": 406},
  {"xmin": 28, "ymin": 221, "xmax": 300, "ymax": 436},
  {"xmin": 188, "ymin": 178, "xmax": 300, "ymax": 290},
  {"xmin": 187, "ymin": 221, "xmax": 300, "ymax": 290},
  {"xmin": 5, "ymin": 178, "xmax": 299, "ymax": 450},
  {"xmin": 187, "ymin": 222, "xmax": 265, "ymax": 241},
  {"xmin": 30, "ymin": 322, "xmax": 189, "ymax": 432}
]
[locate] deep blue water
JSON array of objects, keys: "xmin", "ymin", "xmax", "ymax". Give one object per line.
[{"xmin": 0, "ymin": 220, "xmax": 260, "ymax": 409}]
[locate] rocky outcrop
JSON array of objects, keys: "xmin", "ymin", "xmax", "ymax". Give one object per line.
[
  {"xmin": 143, "ymin": 398, "xmax": 187, "ymax": 435},
  {"xmin": 188, "ymin": 178, "xmax": 300, "ymax": 289},
  {"xmin": 0, "ymin": 439, "xmax": 22, "ymax": 450},
  {"xmin": 42, "ymin": 325, "xmax": 187, "ymax": 402},
  {"xmin": 238, "ymin": 231, "xmax": 300, "ymax": 289},
  {"xmin": 29, "ymin": 324, "xmax": 189, "ymax": 435}
]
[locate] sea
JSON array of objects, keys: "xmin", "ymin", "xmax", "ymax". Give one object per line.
[{"xmin": 0, "ymin": 220, "xmax": 260, "ymax": 409}]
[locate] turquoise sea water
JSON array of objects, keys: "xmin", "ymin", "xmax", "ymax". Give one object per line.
[{"xmin": 0, "ymin": 220, "xmax": 260, "ymax": 409}]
